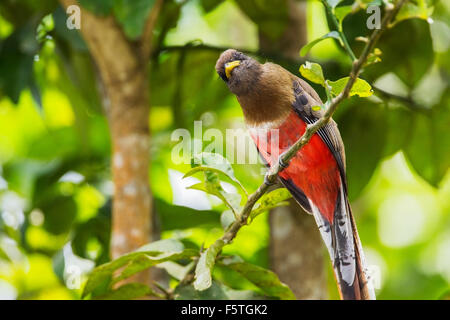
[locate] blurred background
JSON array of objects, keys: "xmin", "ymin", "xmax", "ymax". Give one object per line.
[{"xmin": 0, "ymin": 0, "xmax": 449, "ymax": 299}]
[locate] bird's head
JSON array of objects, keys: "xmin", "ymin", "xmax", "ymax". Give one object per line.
[{"xmin": 215, "ymin": 49, "xmax": 262, "ymax": 96}]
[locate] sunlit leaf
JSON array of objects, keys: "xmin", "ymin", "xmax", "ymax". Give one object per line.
[
  {"xmin": 326, "ymin": 0, "xmax": 343, "ymax": 9},
  {"xmin": 175, "ymin": 280, "xmax": 270, "ymax": 300},
  {"xmin": 175, "ymin": 281, "xmax": 228, "ymax": 300},
  {"xmin": 249, "ymin": 188, "xmax": 291, "ymax": 222},
  {"xmin": 184, "ymin": 165, "xmax": 247, "ymax": 195},
  {"xmin": 157, "ymin": 261, "xmax": 194, "ymax": 281},
  {"xmin": 300, "ymin": 31, "xmax": 340, "ymax": 57},
  {"xmin": 327, "ymin": 77, "xmax": 373, "ymax": 97},
  {"xmin": 364, "ymin": 48, "xmax": 382, "ymax": 67},
  {"xmin": 112, "ymin": 249, "xmax": 198, "ymax": 285},
  {"xmin": 190, "ymin": 153, "xmax": 247, "ymax": 193},
  {"xmin": 194, "ymin": 239, "xmax": 225, "ymax": 291},
  {"xmin": 82, "ymin": 239, "xmax": 197, "ymax": 298},
  {"xmin": 188, "ymin": 182, "xmax": 242, "ymax": 215},
  {"xmin": 94, "ymin": 283, "xmax": 156, "ymax": 300},
  {"xmin": 395, "ymin": 0, "xmax": 432, "ymax": 23},
  {"xmin": 219, "ymin": 256, "xmax": 296, "ymax": 300},
  {"xmin": 299, "ymin": 61, "xmax": 325, "ymax": 86},
  {"xmin": 335, "ymin": 5, "xmax": 354, "ymax": 26},
  {"xmin": 220, "ymin": 209, "xmax": 235, "ymax": 230}
]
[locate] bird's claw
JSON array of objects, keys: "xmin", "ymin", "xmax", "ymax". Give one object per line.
[
  {"xmin": 278, "ymin": 153, "xmax": 289, "ymax": 169},
  {"xmin": 264, "ymin": 174, "xmax": 275, "ymax": 186}
]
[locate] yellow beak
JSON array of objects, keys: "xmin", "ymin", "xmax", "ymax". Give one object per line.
[{"xmin": 225, "ymin": 60, "xmax": 240, "ymax": 79}]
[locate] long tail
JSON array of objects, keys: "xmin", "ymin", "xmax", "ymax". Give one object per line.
[
  {"xmin": 346, "ymin": 199, "xmax": 376, "ymax": 300},
  {"xmin": 284, "ymin": 178, "xmax": 376, "ymax": 300},
  {"xmin": 310, "ymin": 184, "xmax": 375, "ymax": 300}
]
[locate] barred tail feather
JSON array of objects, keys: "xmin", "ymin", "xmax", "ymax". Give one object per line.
[{"xmin": 306, "ymin": 185, "xmax": 375, "ymax": 300}]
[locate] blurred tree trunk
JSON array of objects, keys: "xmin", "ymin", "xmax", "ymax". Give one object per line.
[
  {"xmin": 259, "ymin": 0, "xmax": 327, "ymax": 299},
  {"xmin": 60, "ymin": 0, "xmax": 163, "ymax": 285}
]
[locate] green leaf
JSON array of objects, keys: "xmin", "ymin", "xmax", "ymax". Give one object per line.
[
  {"xmin": 334, "ymin": 5, "xmax": 353, "ymax": 26},
  {"xmin": 175, "ymin": 281, "xmax": 229, "ymax": 300},
  {"xmin": 326, "ymin": 0, "xmax": 343, "ymax": 8},
  {"xmin": 137, "ymin": 239, "xmax": 184, "ymax": 253},
  {"xmin": 0, "ymin": 246, "xmax": 11, "ymax": 262},
  {"xmin": 113, "ymin": 0, "xmax": 156, "ymax": 40},
  {"xmin": 112, "ymin": 249, "xmax": 198, "ymax": 285},
  {"xmin": 157, "ymin": 261, "xmax": 194, "ymax": 281},
  {"xmin": 339, "ymin": 100, "xmax": 388, "ymax": 200},
  {"xmin": 0, "ymin": 23, "xmax": 38, "ymax": 104},
  {"xmin": 188, "ymin": 182, "xmax": 242, "ymax": 216},
  {"xmin": 404, "ymin": 95, "xmax": 450, "ymax": 186},
  {"xmin": 189, "ymin": 153, "xmax": 247, "ymax": 195},
  {"xmin": 78, "ymin": 0, "xmax": 114, "ymax": 15},
  {"xmin": 194, "ymin": 240, "xmax": 225, "ymax": 291},
  {"xmin": 186, "ymin": 153, "xmax": 243, "ymax": 215},
  {"xmin": 300, "ymin": 31, "xmax": 340, "ymax": 57},
  {"xmin": 249, "ymin": 188, "xmax": 291, "ymax": 222},
  {"xmin": 327, "ymin": 77, "xmax": 373, "ymax": 97},
  {"xmin": 365, "ymin": 19, "xmax": 433, "ymax": 88},
  {"xmin": 154, "ymin": 197, "xmax": 221, "ymax": 230},
  {"xmin": 175, "ymin": 281, "xmax": 270, "ymax": 300},
  {"xmin": 395, "ymin": 0, "xmax": 431, "ymax": 23},
  {"xmin": 299, "ymin": 61, "xmax": 325, "ymax": 86},
  {"xmin": 191, "ymin": 153, "xmax": 235, "ymax": 178},
  {"xmin": 40, "ymin": 196, "xmax": 77, "ymax": 235},
  {"xmin": 94, "ymin": 283, "xmax": 156, "ymax": 300},
  {"xmin": 82, "ymin": 239, "xmax": 197, "ymax": 298},
  {"xmin": 200, "ymin": 0, "xmax": 224, "ymax": 12},
  {"xmin": 220, "ymin": 210, "xmax": 235, "ymax": 230},
  {"xmin": 184, "ymin": 166, "xmax": 247, "ymax": 195},
  {"xmin": 365, "ymin": 48, "xmax": 382, "ymax": 67},
  {"xmin": 234, "ymin": 0, "xmax": 289, "ymax": 41},
  {"xmin": 382, "ymin": 106, "xmax": 414, "ymax": 158},
  {"xmin": 220, "ymin": 256, "xmax": 296, "ymax": 300}
]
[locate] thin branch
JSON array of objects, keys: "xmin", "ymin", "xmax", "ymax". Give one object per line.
[
  {"xmin": 141, "ymin": 0, "xmax": 164, "ymax": 61},
  {"xmin": 373, "ymin": 85, "xmax": 429, "ymax": 114},
  {"xmin": 180, "ymin": 0, "xmax": 408, "ymax": 286},
  {"xmin": 322, "ymin": 0, "xmax": 357, "ymax": 62},
  {"xmin": 152, "ymin": 43, "xmax": 306, "ymax": 66},
  {"xmin": 153, "ymin": 282, "xmax": 174, "ymax": 300}
]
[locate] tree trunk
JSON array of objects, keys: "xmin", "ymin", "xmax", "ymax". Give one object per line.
[
  {"xmin": 60, "ymin": 0, "xmax": 162, "ymax": 284},
  {"xmin": 259, "ymin": 0, "xmax": 328, "ymax": 299}
]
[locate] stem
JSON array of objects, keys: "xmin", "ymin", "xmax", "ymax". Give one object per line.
[
  {"xmin": 322, "ymin": 0, "xmax": 357, "ymax": 62},
  {"xmin": 373, "ymin": 85, "xmax": 430, "ymax": 115}
]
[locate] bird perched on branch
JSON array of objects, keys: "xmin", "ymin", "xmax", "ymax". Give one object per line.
[{"xmin": 215, "ymin": 49, "xmax": 375, "ymax": 300}]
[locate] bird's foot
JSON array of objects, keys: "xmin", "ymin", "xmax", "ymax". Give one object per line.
[
  {"xmin": 264, "ymin": 174, "xmax": 276, "ymax": 186},
  {"xmin": 278, "ymin": 152, "xmax": 290, "ymax": 169}
]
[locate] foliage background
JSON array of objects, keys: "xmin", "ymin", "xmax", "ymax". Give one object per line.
[{"xmin": 0, "ymin": 0, "xmax": 449, "ymax": 299}]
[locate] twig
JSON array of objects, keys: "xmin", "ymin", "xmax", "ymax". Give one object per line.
[
  {"xmin": 153, "ymin": 282, "xmax": 174, "ymax": 300},
  {"xmin": 152, "ymin": 42, "xmax": 306, "ymax": 66},
  {"xmin": 322, "ymin": 0, "xmax": 357, "ymax": 62},
  {"xmin": 141, "ymin": 0, "xmax": 164, "ymax": 61},
  {"xmin": 373, "ymin": 85, "xmax": 429, "ymax": 114}
]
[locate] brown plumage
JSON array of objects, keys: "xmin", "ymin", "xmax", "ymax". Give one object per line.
[{"xmin": 216, "ymin": 49, "xmax": 375, "ymax": 300}]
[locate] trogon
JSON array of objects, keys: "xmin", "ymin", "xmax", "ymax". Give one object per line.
[{"xmin": 216, "ymin": 49, "xmax": 375, "ymax": 300}]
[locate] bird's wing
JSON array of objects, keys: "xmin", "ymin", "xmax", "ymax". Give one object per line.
[{"xmin": 291, "ymin": 78, "xmax": 348, "ymax": 191}]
